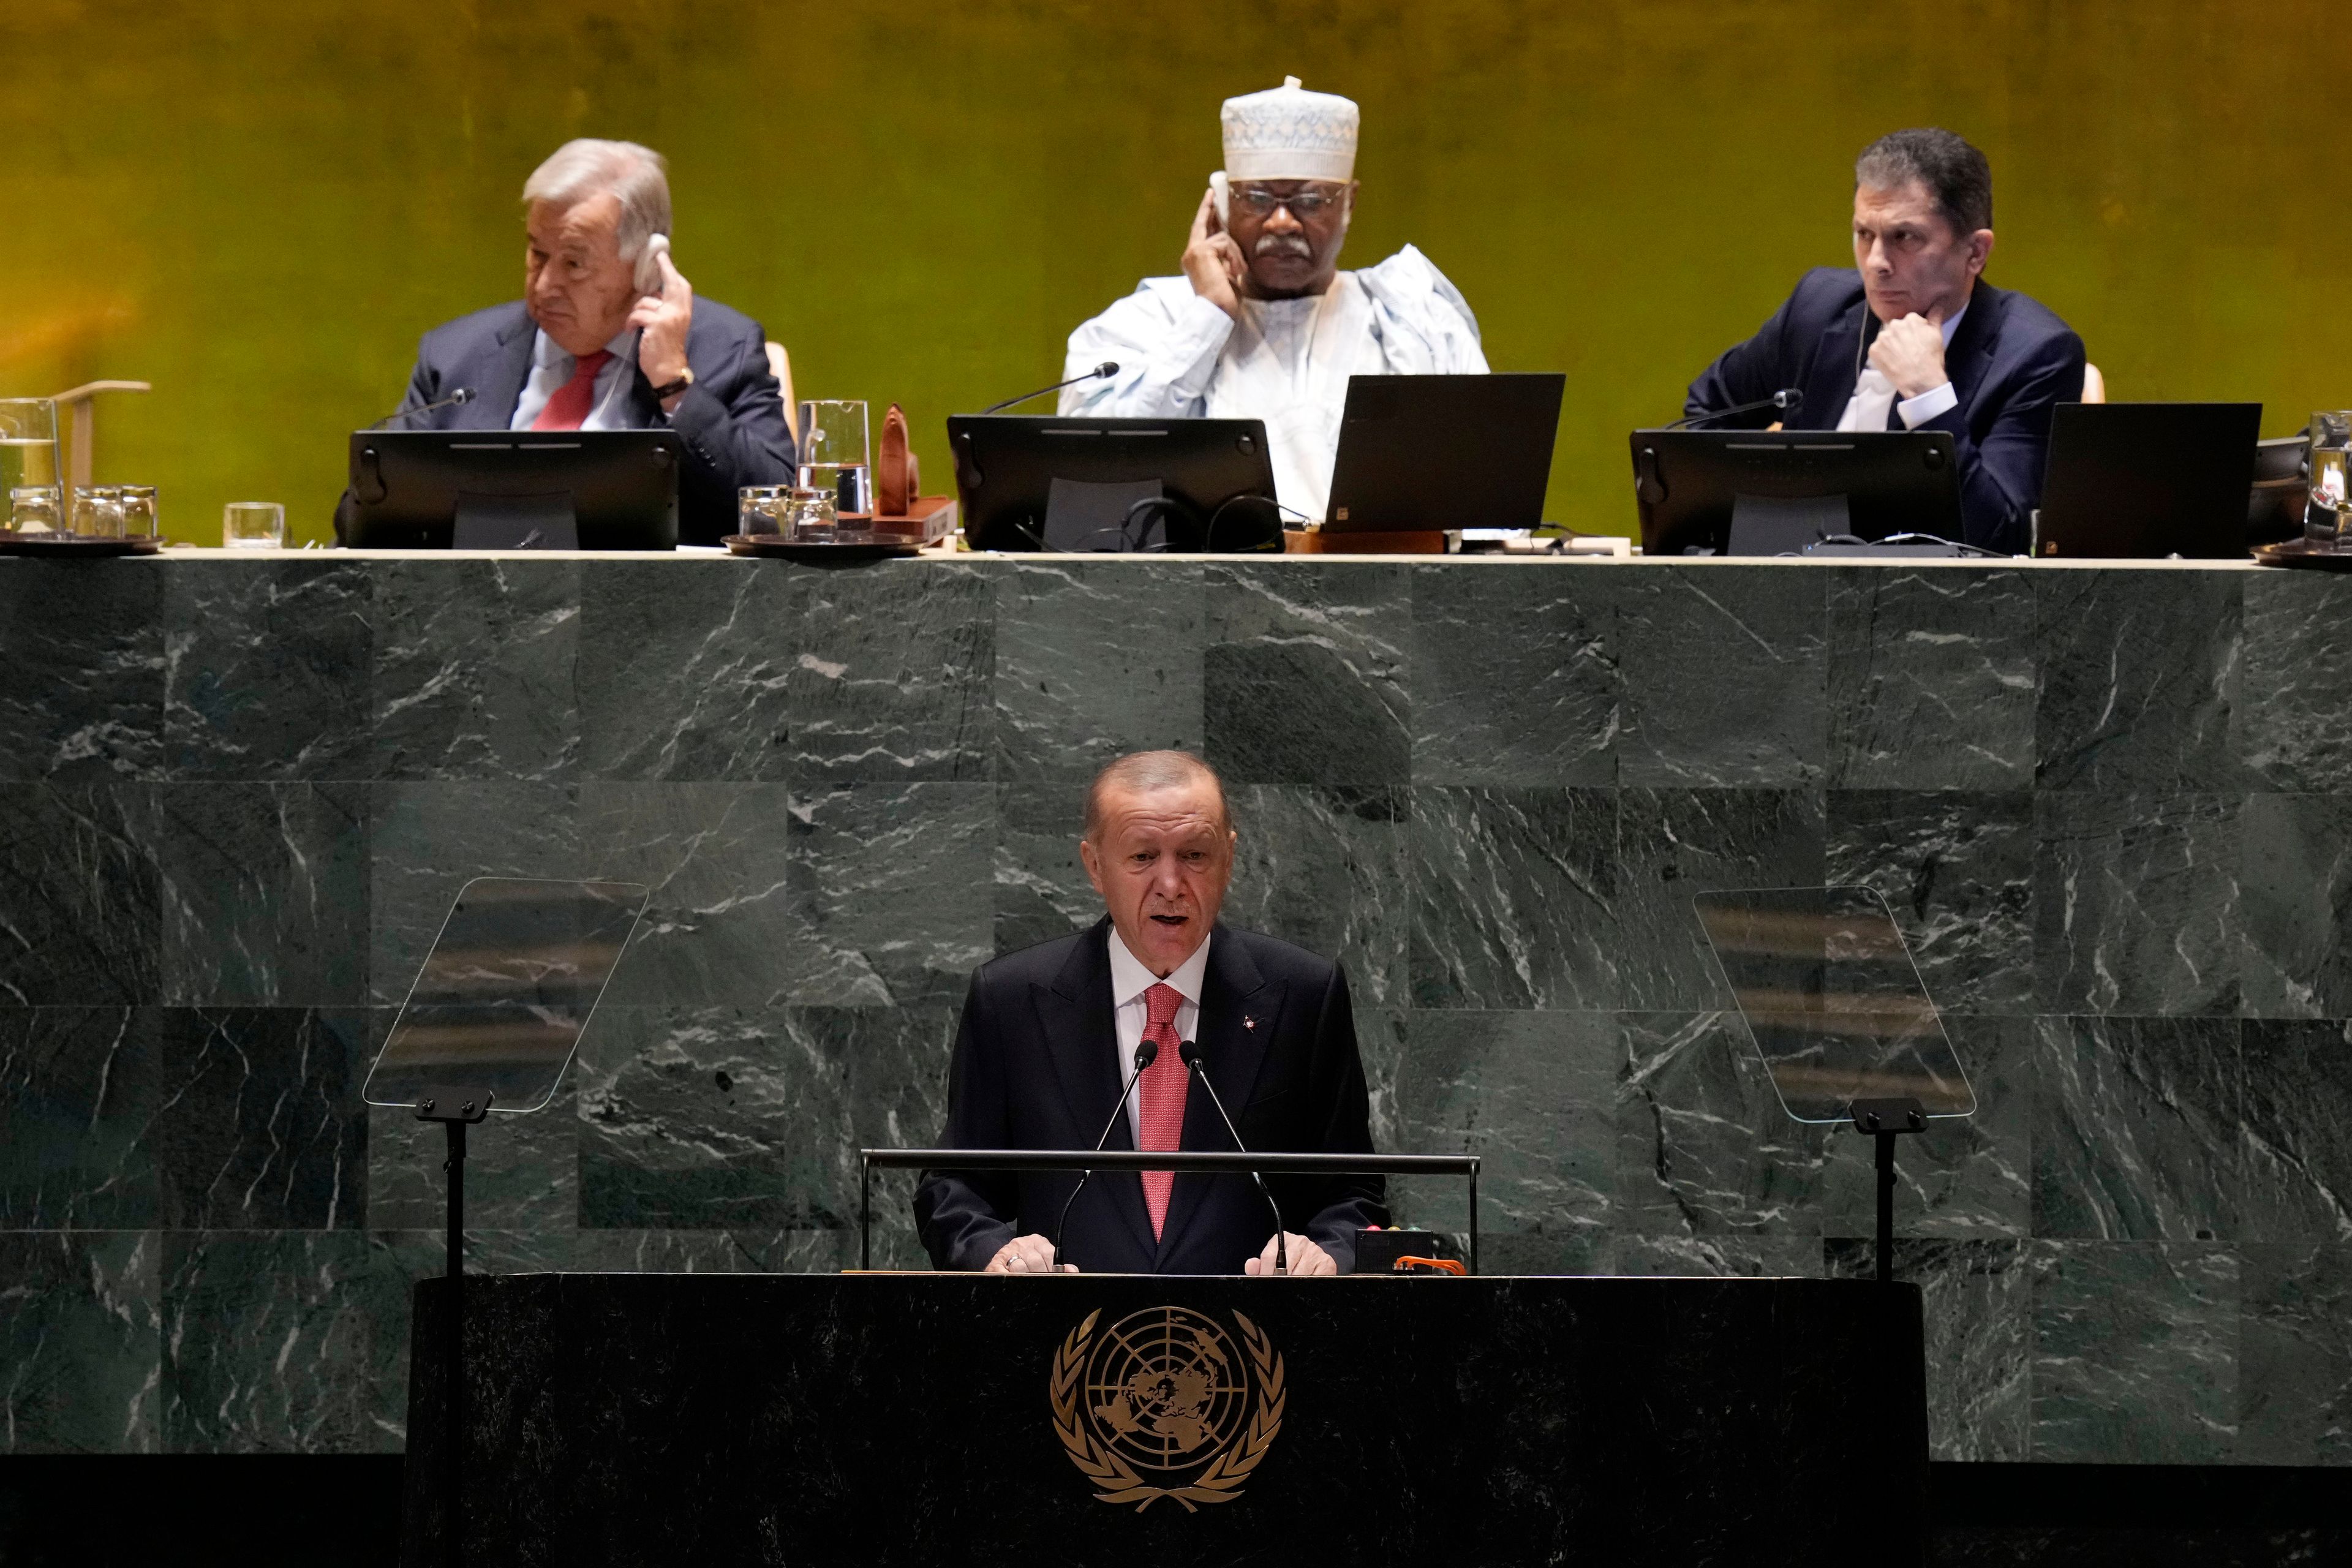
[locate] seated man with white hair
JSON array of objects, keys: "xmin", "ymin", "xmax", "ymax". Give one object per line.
[
  {"xmin": 1060, "ymin": 78, "xmax": 1487, "ymax": 525},
  {"xmin": 339, "ymin": 138, "xmax": 794, "ymax": 545}
]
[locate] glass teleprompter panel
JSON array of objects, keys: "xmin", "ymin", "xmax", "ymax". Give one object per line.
[
  {"xmin": 363, "ymin": 877, "xmax": 647, "ymax": 1114},
  {"xmin": 1692, "ymin": 885, "xmax": 1975, "ymax": 1125}
]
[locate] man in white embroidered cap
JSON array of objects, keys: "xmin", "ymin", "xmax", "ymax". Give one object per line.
[{"xmin": 1060, "ymin": 77, "xmax": 1488, "ymax": 524}]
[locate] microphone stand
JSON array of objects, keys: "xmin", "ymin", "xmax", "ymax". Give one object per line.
[
  {"xmin": 1050, "ymin": 1038, "xmax": 1159, "ymax": 1268},
  {"xmin": 1667, "ymin": 388, "xmax": 1804, "ymax": 429},
  {"xmin": 372, "ymin": 387, "xmax": 475, "ymax": 429},
  {"xmin": 1178, "ymin": 1042, "xmax": 1286, "ymax": 1275},
  {"xmin": 977, "ymin": 361, "xmax": 1120, "ymax": 416}
]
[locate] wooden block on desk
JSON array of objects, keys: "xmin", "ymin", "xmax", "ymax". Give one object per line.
[
  {"xmin": 1283, "ymin": 527, "xmax": 1450, "ymax": 555},
  {"xmin": 853, "ymin": 496, "xmax": 958, "ymax": 545}
]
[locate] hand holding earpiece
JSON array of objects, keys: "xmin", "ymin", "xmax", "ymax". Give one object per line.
[
  {"xmin": 1182, "ymin": 187, "xmax": 1246, "ymax": 321},
  {"xmin": 628, "ymin": 241, "xmax": 695, "ymax": 406}
]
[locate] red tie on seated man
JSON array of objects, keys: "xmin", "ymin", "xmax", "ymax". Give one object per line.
[{"xmin": 531, "ymin": 349, "xmax": 612, "ymax": 432}]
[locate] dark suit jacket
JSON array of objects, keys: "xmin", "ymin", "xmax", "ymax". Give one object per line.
[
  {"xmin": 335, "ymin": 297, "xmax": 796, "ymax": 546},
  {"xmin": 1684, "ymin": 268, "xmax": 2085, "ymax": 554},
  {"xmin": 914, "ymin": 919, "xmax": 1388, "ymax": 1275}
]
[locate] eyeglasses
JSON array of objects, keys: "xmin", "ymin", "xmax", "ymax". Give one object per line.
[{"xmin": 1230, "ymin": 182, "xmax": 1348, "ymax": 218}]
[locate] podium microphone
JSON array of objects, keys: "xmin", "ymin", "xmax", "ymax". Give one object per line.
[
  {"xmin": 1178, "ymin": 1042, "xmax": 1287, "ymax": 1275},
  {"xmin": 1667, "ymin": 388, "xmax": 1803, "ymax": 429},
  {"xmin": 1050, "ymin": 1037, "xmax": 1159, "ymax": 1268},
  {"xmin": 372, "ymin": 386, "xmax": 475, "ymax": 429},
  {"xmin": 978, "ymin": 362, "xmax": 1119, "ymax": 415}
]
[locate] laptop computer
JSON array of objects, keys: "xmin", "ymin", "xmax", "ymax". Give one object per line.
[
  {"xmin": 1323, "ymin": 373, "xmax": 1564, "ymax": 530},
  {"xmin": 2034, "ymin": 402, "xmax": 2263, "ymax": 558}
]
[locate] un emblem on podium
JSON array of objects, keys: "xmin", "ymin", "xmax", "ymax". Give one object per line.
[{"xmin": 1049, "ymin": 1305, "xmax": 1286, "ymax": 1512}]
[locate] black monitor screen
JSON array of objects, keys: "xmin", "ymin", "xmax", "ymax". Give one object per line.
[
  {"xmin": 342, "ymin": 430, "xmax": 681, "ymax": 550},
  {"xmin": 1629, "ymin": 429, "xmax": 1963, "ymax": 555},
  {"xmin": 946, "ymin": 415, "xmax": 1283, "ymax": 553}
]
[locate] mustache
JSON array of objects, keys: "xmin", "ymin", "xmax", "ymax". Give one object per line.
[{"xmin": 1253, "ymin": 233, "xmax": 1314, "ymax": 259}]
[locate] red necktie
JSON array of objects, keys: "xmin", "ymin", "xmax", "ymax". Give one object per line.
[
  {"xmin": 532, "ymin": 349, "xmax": 613, "ymax": 431},
  {"xmin": 1135, "ymin": 982, "xmax": 1190, "ymax": 1239}
]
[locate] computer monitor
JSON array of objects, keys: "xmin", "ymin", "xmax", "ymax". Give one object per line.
[
  {"xmin": 1629, "ymin": 429, "xmax": 1963, "ymax": 556},
  {"xmin": 340, "ymin": 430, "xmax": 682, "ymax": 549},
  {"xmin": 1324, "ymin": 373, "xmax": 1565, "ymax": 530},
  {"xmin": 944, "ymin": 415, "xmax": 1282, "ymax": 553},
  {"xmin": 2034, "ymin": 402, "xmax": 2263, "ymax": 559}
]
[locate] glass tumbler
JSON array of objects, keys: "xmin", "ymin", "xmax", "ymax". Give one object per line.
[
  {"xmin": 796, "ymin": 400, "xmax": 872, "ymax": 516},
  {"xmin": 116, "ymin": 486, "xmax": 158, "ymax": 539},
  {"xmin": 783, "ymin": 486, "xmax": 838, "ymax": 543},
  {"xmin": 223, "ymin": 502, "xmax": 286, "ymax": 549},
  {"xmin": 9, "ymin": 485, "xmax": 61, "ymax": 532},
  {"xmin": 2307, "ymin": 413, "xmax": 2351, "ymax": 546},
  {"xmin": 737, "ymin": 484, "xmax": 790, "ymax": 535},
  {"xmin": 70, "ymin": 486, "xmax": 126, "ymax": 539}
]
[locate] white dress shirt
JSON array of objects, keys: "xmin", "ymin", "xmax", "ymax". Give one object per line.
[
  {"xmin": 1105, "ymin": 925, "xmax": 1212, "ymax": 1144},
  {"xmin": 1837, "ymin": 305, "xmax": 1966, "ymax": 432},
  {"xmin": 510, "ymin": 326, "xmax": 639, "ymax": 431}
]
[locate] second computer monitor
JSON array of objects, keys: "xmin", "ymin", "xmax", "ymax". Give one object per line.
[{"xmin": 1629, "ymin": 429, "xmax": 1964, "ymax": 555}]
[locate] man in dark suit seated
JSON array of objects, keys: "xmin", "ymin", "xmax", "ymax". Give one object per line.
[
  {"xmin": 916, "ymin": 751, "xmax": 1386, "ymax": 1275},
  {"xmin": 337, "ymin": 138, "xmax": 794, "ymax": 545},
  {"xmin": 1684, "ymin": 127, "xmax": 2085, "ymax": 554}
]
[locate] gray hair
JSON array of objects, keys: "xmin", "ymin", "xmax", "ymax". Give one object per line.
[
  {"xmin": 1084, "ymin": 750, "xmax": 1230, "ymax": 840},
  {"xmin": 521, "ymin": 138, "xmax": 672, "ymax": 261}
]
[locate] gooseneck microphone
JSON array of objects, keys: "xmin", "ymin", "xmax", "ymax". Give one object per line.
[
  {"xmin": 1178, "ymin": 1041, "xmax": 1287, "ymax": 1275},
  {"xmin": 978, "ymin": 361, "xmax": 1119, "ymax": 415},
  {"xmin": 372, "ymin": 386, "xmax": 475, "ymax": 429},
  {"xmin": 1667, "ymin": 388, "xmax": 1803, "ymax": 429},
  {"xmin": 1050, "ymin": 1037, "xmax": 1159, "ymax": 1269}
]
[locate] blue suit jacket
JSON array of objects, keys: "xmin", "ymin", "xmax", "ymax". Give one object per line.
[
  {"xmin": 337, "ymin": 297, "xmax": 796, "ymax": 546},
  {"xmin": 1685, "ymin": 268, "xmax": 2085, "ymax": 553},
  {"xmin": 913, "ymin": 919, "xmax": 1387, "ymax": 1275}
]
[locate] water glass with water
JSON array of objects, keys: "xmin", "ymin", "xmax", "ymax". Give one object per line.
[
  {"xmin": 797, "ymin": 400, "xmax": 872, "ymax": 516},
  {"xmin": 223, "ymin": 502, "xmax": 285, "ymax": 549},
  {"xmin": 0, "ymin": 399, "xmax": 59, "ymax": 507}
]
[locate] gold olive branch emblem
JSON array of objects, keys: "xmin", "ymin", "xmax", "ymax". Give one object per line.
[{"xmin": 1049, "ymin": 1308, "xmax": 1286, "ymax": 1513}]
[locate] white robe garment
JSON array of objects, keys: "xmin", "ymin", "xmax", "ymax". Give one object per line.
[{"xmin": 1058, "ymin": 245, "xmax": 1488, "ymax": 523}]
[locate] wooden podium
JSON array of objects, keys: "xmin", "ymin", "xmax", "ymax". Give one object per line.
[{"xmin": 402, "ymin": 1273, "xmax": 1926, "ymax": 1567}]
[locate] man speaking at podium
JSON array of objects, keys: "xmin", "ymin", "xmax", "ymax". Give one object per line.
[
  {"xmin": 916, "ymin": 752, "xmax": 1385, "ymax": 1275},
  {"xmin": 336, "ymin": 138, "xmax": 795, "ymax": 545},
  {"xmin": 1683, "ymin": 127, "xmax": 2084, "ymax": 554}
]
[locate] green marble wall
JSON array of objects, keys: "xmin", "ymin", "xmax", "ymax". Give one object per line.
[{"xmin": 0, "ymin": 0, "xmax": 2343, "ymax": 543}]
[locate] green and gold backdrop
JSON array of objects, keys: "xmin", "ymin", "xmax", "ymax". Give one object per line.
[{"xmin": 0, "ymin": 0, "xmax": 2337, "ymax": 543}]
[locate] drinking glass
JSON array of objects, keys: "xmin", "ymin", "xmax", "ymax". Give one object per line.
[
  {"xmin": 783, "ymin": 486, "xmax": 837, "ymax": 543},
  {"xmin": 797, "ymin": 400, "xmax": 872, "ymax": 516},
  {"xmin": 2307, "ymin": 412, "xmax": 2351, "ymax": 546},
  {"xmin": 0, "ymin": 399, "xmax": 59, "ymax": 506},
  {"xmin": 70, "ymin": 486, "xmax": 126, "ymax": 539},
  {"xmin": 223, "ymin": 502, "xmax": 286, "ymax": 549},
  {"xmin": 9, "ymin": 485, "xmax": 60, "ymax": 532},
  {"xmin": 737, "ymin": 483, "xmax": 790, "ymax": 535},
  {"xmin": 116, "ymin": 485, "xmax": 158, "ymax": 539}
]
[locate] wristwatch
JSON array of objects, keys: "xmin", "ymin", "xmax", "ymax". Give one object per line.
[{"xmin": 650, "ymin": 368, "xmax": 695, "ymax": 401}]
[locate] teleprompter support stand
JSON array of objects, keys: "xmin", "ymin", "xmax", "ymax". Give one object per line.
[
  {"xmin": 416, "ymin": 1087, "xmax": 492, "ymax": 1568},
  {"xmin": 1849, "ymin": 1096, "xmax": 1925, "ymax": 1285}
]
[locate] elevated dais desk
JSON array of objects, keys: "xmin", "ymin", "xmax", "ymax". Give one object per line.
[{"xmin": 402, "ymin": 1272, "xmax": 1926, "ymax": 1567}]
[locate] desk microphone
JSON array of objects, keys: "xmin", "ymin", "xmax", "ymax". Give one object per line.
[
  {"xmin": 1668, "ymin": 388, "xmax": 1803, "ymax": 429},
  {"xmin": 1178, "ymin": 1041, "xmax": 1286, "ymax": 1275},
  {"xmin": 372, "ymin": 387, "xmax": 475, "ymax": 429},
  {"xmin": 1050, "ymin": 1038, "xmax": 1159, "ymax": 1269},
  {"xmin": 978, "ymin": 362, "xmax": 1119, "ymax": 415}
]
